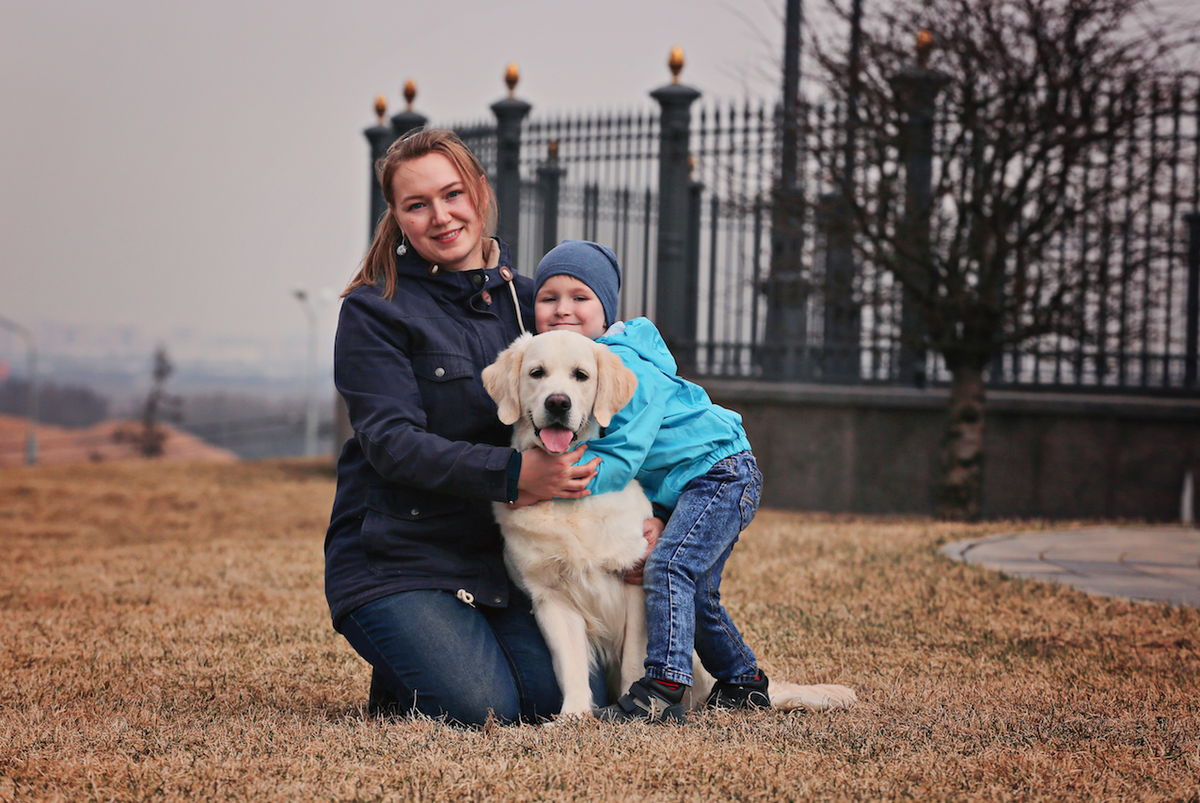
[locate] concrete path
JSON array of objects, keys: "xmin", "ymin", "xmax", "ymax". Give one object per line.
[{"xmin": 940, "ymin": 526, "xmax": 1200, "ymax": 607}]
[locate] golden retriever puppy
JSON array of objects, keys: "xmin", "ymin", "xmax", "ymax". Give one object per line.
[{"xmin": 482, "ymin": 330, "xmax": 856, "ymax": 718}]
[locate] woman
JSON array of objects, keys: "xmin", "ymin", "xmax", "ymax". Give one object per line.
[{"xmin": 326, "ymin": 129, "xmax": 599, "ymax": 726}]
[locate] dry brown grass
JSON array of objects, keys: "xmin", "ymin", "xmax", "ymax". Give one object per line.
[{"xmin": 1, "ymin": 459, "xmax": 1197, "ymax": 802}]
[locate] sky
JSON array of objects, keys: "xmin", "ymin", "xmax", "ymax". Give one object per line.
[{"xmin": 0, "ymin": 0, "xmax": 800, "ymax": 379}]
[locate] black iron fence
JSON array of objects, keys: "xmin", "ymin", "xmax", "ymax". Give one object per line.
[
  {"xmin": 980, "ymin": 78, "xmax": 1200, "ymax": 395},
  {"xmin": 364, "ymin": 67, "xmax": 1200, "ymax": 396}
]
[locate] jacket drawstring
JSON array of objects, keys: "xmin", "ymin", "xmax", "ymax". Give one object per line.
[{"xmin": 501, "ymin": 267, "xmax": 526, "ymax": 335}]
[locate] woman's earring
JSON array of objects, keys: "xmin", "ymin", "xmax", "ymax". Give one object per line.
[{"xmin": 396, "ymin": 232, "xmax": 409, "ymax": 257}]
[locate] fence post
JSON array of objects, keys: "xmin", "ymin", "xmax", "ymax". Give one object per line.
[
  {"xmin": 537, "ymin": 140, "xmax": 565, "ymax": 257},
  {"xmin": 390, "ymin": 79, "xmax": 429, "ymax": 139},
  {"xmin": 491, "ymin": 64, "xmax": 532, "ymax": 269},
  {"xmin": 818, "ymin": 191, "xmax": 860, "ymax": 382},
  {"xmin": 350, "ymin": 96, "xmax": 397, "ymax": 463},
  {"xmin": 1186, "ymin": 211, "xmax": 1200, "ymax": 389},
  {"xmin": 686, "ymin": 158, "xmax": 704, "ymax": 370},
  {"xmin": 650, "ymin": 48, "xmax": 701, "ymax": 371},
  {"xmin": 889, "ymin": 32, "xmax": 950, "ymax": 387},
  {"xmin": 381, "ymin": 81, "xmax": 430, "ymax": 226},
  {"xmin": 365, "ymin": 82, "xmax": 429, "ymax": 242},
  {"xmin": 344, "ymin": 89, "xmax": 427, "ymax": 462},
  {"xmin": 343, "ymin": 86, "xmax": 430, "ymax": 462},
  {"xmin": 364, "ymin": 96, "xmax": 394, "ymax": 242}
]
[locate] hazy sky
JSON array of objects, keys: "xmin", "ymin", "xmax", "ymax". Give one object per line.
[{"xmin": 1, "ymin": 0, "xmax": 797, "ymax": 369}]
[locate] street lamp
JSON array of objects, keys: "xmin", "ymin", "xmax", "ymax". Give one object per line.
[{"xmin": 0, "ymin": 315, "xmax": 38, "ymax": 464}]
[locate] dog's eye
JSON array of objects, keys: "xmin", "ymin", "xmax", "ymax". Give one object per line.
[
  {"xmin": 572, "ymin": 370, "xmax": 589, "ymax": 382},
  {"xmin": 529, "ymin": 367, "xmax": 545, "ymax": 379}
]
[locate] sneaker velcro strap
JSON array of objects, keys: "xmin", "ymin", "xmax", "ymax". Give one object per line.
[
  {"xmin": 627, "ymin": 682, "xmax": 676, "ymax": 718},
  {"xmin": 618, "ymin": 693, "xmax": 649, "ymax": 715}
]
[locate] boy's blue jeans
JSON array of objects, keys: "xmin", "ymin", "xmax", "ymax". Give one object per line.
[{"xmin": 642, "ymin": 451, "xmax": 763, "ymax": 686}]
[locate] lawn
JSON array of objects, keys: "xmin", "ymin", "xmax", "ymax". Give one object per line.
[{"xmin": 1, "ymin": 459, "xmax": 1197, "ymax": 802}]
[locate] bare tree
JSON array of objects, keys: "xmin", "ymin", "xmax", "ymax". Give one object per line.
[
  {"xmin": 114, "ymin": 346, "xmax": 181, "ymax": 458},
  {"xmin": 807, "ymin": 0, "xmax": 1199, "ymax": 519}
]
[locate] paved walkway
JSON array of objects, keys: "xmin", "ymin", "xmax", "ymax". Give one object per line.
[{"xmin": 940, "ymin": 526, "xmax": 1200, "ymax": 607}]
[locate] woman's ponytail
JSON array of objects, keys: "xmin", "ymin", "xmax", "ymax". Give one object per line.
[{"xmin": 345, "ymin": 198, "xmax": 401, "ymax": 299}]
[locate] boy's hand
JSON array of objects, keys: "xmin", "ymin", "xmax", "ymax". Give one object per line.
[{"xmin": 623, "ymin": 515, "xmax": 664, "ymax": 585}]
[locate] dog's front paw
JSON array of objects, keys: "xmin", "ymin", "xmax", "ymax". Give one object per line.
[
  {"xmin": 541, "ymin": 707, "xmax": 593, "ymax": 728},
  {"xmin": 558, "ymin": 699, "xmax": 594, "ymax": 718}
]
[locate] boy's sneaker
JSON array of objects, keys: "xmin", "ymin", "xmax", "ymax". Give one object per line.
[
  {"xmin": 706, "ymin": 671, "xmax": 771, "ymax": 710},
  {"xmin": 593, "ymin": 677, "xmax": 687, "ymax": 723}
]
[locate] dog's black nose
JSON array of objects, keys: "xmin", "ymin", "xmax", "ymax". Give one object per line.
[{"xmin": 544, "ymin": 394, "xmax": 572, "ymax": 418}]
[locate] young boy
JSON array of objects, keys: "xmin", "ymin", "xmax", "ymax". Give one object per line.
[{"xmin": 532, "ymin": 239, "xmax": 769, "ymax": 722}]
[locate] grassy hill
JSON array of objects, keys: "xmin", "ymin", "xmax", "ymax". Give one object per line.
[
  {"xmin": 0, "ymin": 414, "xmax": 237, "ymax": 466},
  {"xmin": 1, "ymin": 459, "xmax": 1196, "ymax": 801}
]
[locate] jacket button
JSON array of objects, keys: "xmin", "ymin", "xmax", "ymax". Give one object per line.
[
  {"xmin": 473, "ymin": 274, "xmax": 484, "ymax": 284},
  {"xmin": 494, "ymin": 597, "xmax": 502, "ymax": 604},
  {"xmin": 410, "ymin": 508, "xmax": 420, "ymax": 516},
  {"xmin": 434, "ymin": 367, "xmax": 445, "ymax": 377}
]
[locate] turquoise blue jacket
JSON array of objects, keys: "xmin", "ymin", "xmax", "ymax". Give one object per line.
[{"xmin": 580, "ymin": 318, "xmax": 752, "ymax": 512}]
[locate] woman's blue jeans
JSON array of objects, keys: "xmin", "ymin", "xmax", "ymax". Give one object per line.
[
  {"xmin": 340, "ymin": 585, "xmax": 606, "ymax": 727},
  {"xmin": 641, "ymin": 451, "xmax": 763, "ymax": 687}
]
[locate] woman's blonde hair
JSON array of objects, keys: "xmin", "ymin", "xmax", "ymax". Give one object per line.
[{"xmin": 344, "ymin": 129, "xmax": 497, "ymax": 299}]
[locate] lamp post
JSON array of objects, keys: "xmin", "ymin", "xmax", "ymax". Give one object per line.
[
  {"xmin": 764, "ymin": 0, "xmax": 807, "ymax": 379},
  {"xmin": 292, "ymin": 290, "xmax": 320, "ymax": 457},
  {"xmin": 0, "ymin": 316, "xmax": 38, "ymax": 464}
]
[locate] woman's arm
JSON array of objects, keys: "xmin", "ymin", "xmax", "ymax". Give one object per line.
[{"xmin": 336, "ymin": 291, "xmax": 515, "ymax": 501}]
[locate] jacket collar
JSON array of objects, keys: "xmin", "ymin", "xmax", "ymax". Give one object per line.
[{"xmin": 392, "ymin": 237, "xmax": 515, "ymax": 297}]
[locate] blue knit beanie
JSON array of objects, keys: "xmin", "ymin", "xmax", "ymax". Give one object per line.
[{"xmin": 534, "ymin": 240, "xmax": 622, "ymax": 326}]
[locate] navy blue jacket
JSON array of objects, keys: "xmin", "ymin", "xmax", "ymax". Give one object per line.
[{"xmin": 325, "ymin": 238, "xmax": 533, "ymax": 629}]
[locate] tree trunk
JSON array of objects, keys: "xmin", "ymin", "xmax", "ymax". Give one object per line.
[{"xmin": 936, "ymin": 363, "xmax": 986, "ymax": 520}]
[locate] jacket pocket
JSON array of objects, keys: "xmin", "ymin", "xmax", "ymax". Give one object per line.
[
  {"xmin": 412, "ymin": 353, "xmax": 475, "ymax": 382},
  {"xmin": 410, "ymin": 353, "xmax": 486, "ymax": 438},
  {"xmin": 360, "ymin": 485, "xmax": 471, "ymax": 576},
  {"xmin": 738, "ymin": 458, "xmax": 763, "ymax": 530},
  {"xmin": 365, "ymin": 485, "xmax": 467, "ymax": 520}
]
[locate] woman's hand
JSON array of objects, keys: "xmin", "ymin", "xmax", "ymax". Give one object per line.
[
  {"xmin": 623, "ymin": 515, "xmax": 664, "ymax": 585},
  {"xmin": 516, "ymin": 445, "xmax": 599, "ymax": 505}
]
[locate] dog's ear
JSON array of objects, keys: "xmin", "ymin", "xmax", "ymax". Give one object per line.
[
  {"xmin": 482, "ymin": 333, "xmax": 532, "ymax": 425},
  {"xmin": 592, "ymin": 342, "xmax": 638, "ymax": 427}
]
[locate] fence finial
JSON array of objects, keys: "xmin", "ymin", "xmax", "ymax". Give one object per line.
[
  {"xmin": 505, "ymin": 63, "xmax": 520, "ymax": 98},
  {"xmin": 403, "ymin": 79, "xmax": 417, "ymax": 112},
  {"xmin": 916, "ymin": 29, "xmax": 934, "ymax": 68},
  {"xmin": 374, "ymin": 94, "xmax": 387, "ymax": 125},
  {"xmin": 669, "ymin": 46, "xmax": 685, "ymax": 84}
]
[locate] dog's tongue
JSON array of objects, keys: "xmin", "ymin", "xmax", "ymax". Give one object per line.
[{"xmin": 539, "ymin": 427, "xmax": 574, "ymax": 453}]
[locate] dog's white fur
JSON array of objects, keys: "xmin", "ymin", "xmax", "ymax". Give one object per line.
[{"xmin": 482, "ymin": 330, "xmax": 856, "ymax": 717}]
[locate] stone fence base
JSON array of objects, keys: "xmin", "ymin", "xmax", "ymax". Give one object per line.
[{"xmin": 702, "ymin": 381, "xmax": 1200, "ymax": 522}]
